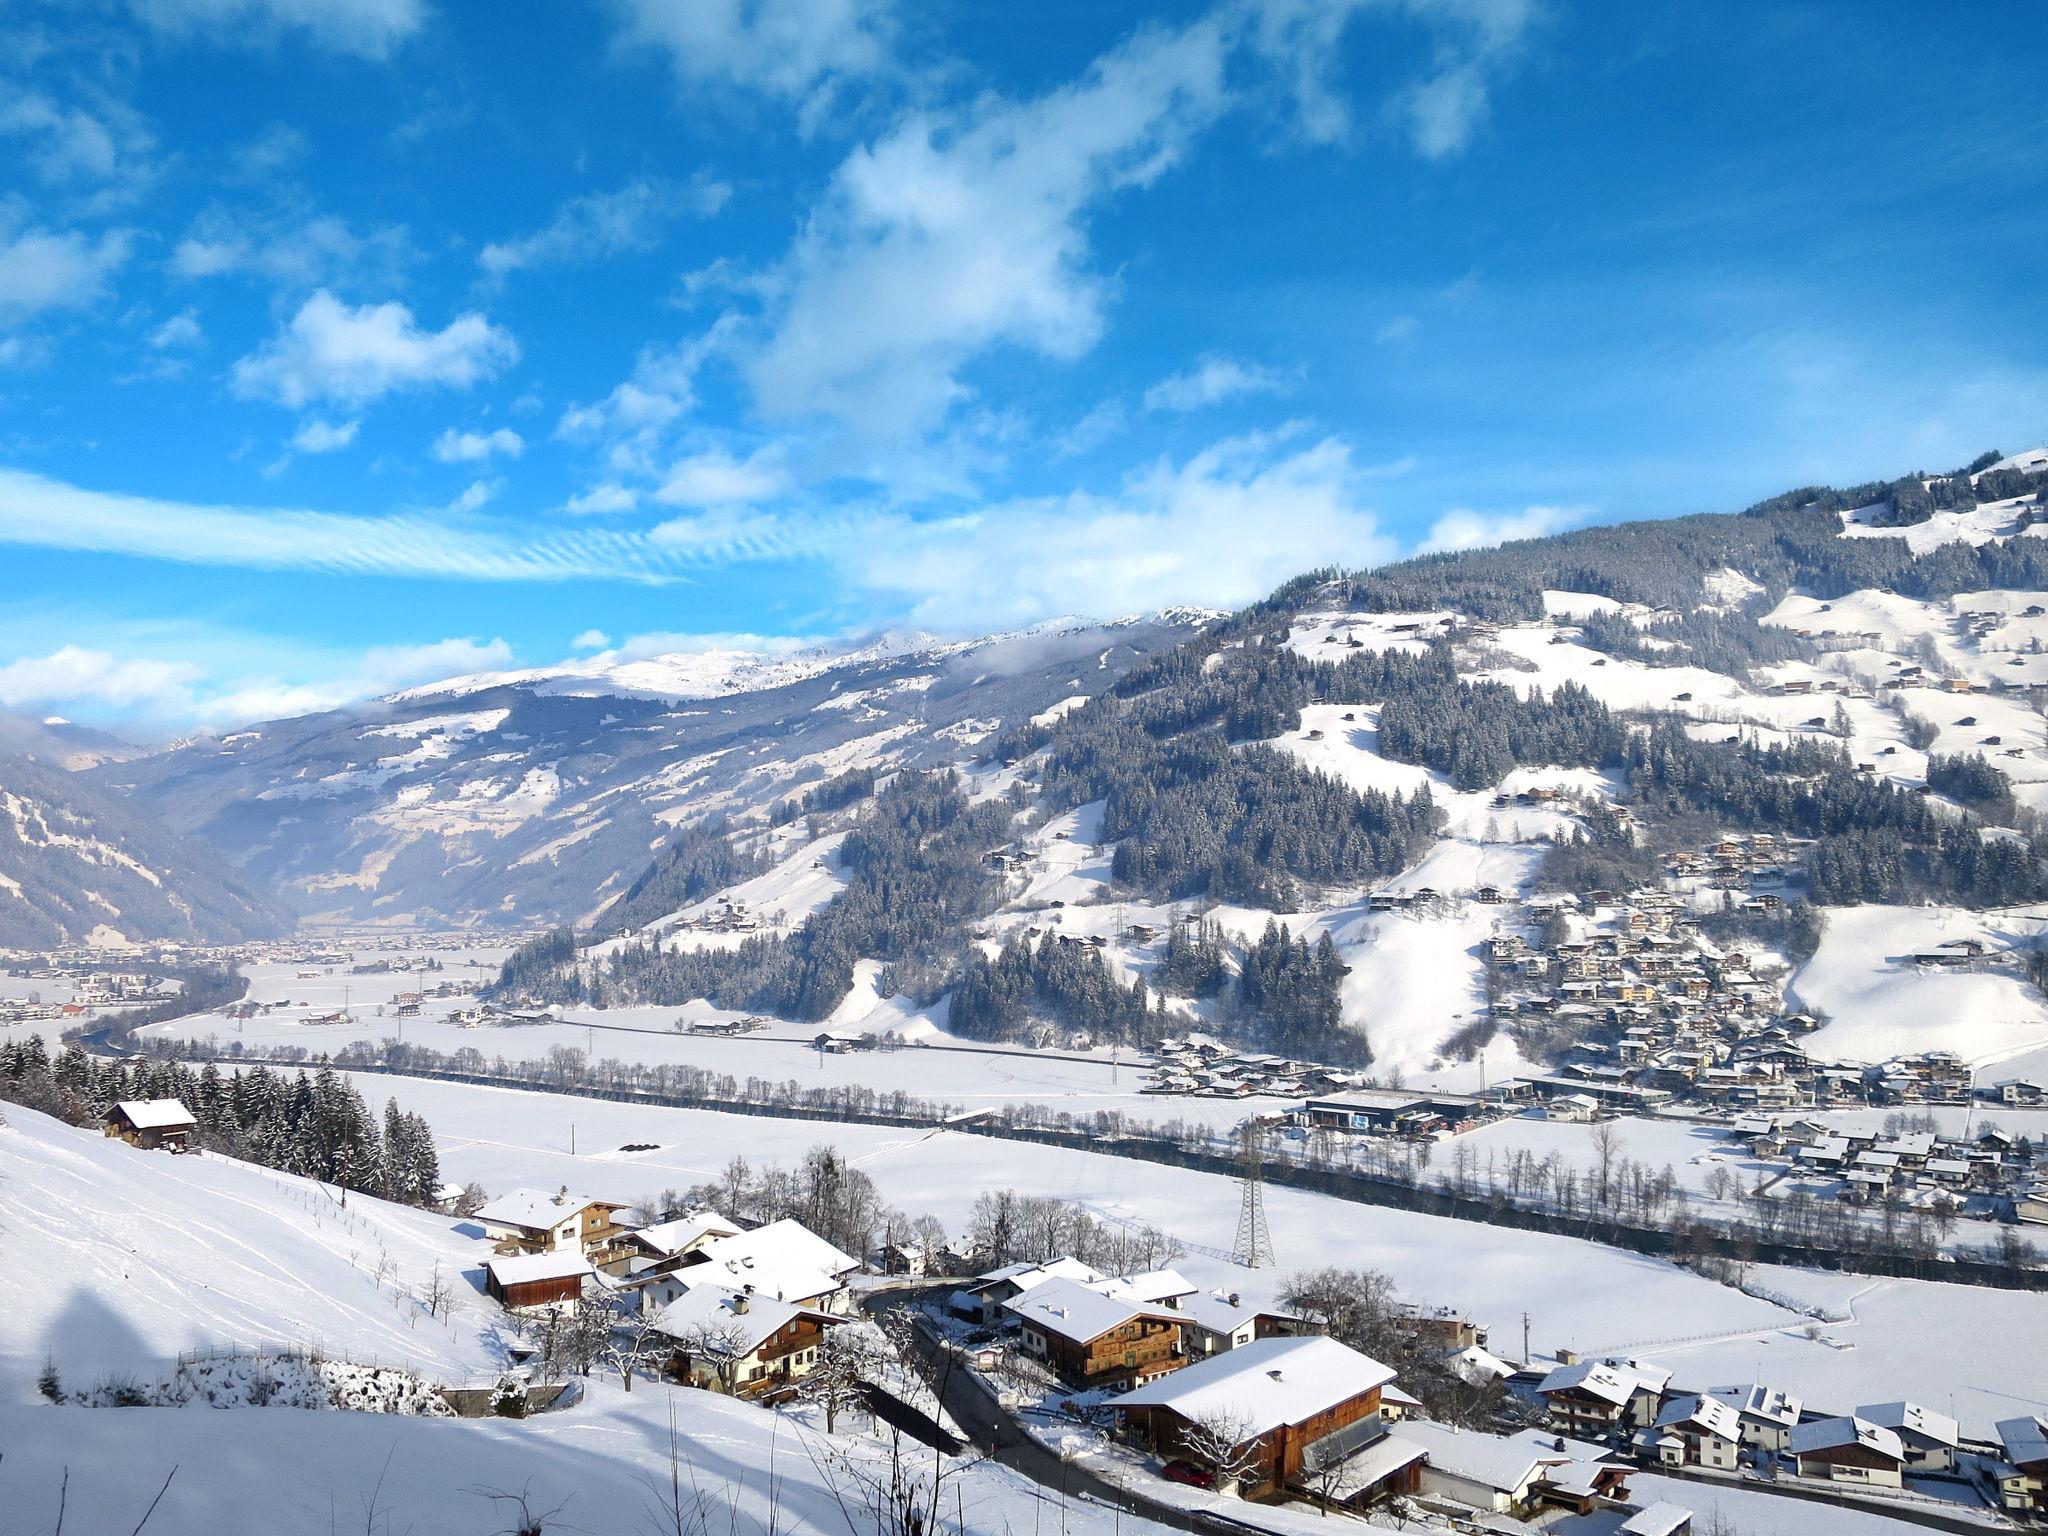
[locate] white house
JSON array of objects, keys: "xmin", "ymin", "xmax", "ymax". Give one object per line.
[
  {"xmin": 1858, "ymin": 1401, "xmax": 1959, "ymax": 1473},
  {"xmin": 1704, "ymin": 1383, "xmax": 1803, "ymax": 1452},
  {"xmin": 1648, "ymin": 1395, "xmax": 1742, "ymax": 1470},
  {"xmin": 1788, "ymin": 1417, "xmax": 1907, "ymax": 1489},
  {"xmin": 1391, "ymin": 1424, "xmax": 1631, "ymax": 1518},
  {"xmin": 1537, "ymin": 1358, "xmax": 1671, "ymax": 1433}
]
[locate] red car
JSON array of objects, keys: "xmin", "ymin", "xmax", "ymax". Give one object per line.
[{"xmin": 1160, "ymin": 1460, "xmax": 1214, "ymax": 1489}]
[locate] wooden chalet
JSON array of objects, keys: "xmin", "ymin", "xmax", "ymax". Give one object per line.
[{"xmin": 104, "ymin": 1098, "xmax": 197, "ymax": 1151}]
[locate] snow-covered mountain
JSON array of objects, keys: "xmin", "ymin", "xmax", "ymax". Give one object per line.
[
  {"xmin": 98, "ymin": 612, "xmax": 1217, "ymax": 927},
  {"xmin": 0, "ymin": 749, "xmax": 285, "ymax": 949}
]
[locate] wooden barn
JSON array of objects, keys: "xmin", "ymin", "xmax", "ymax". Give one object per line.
[
  {"xmin": 104, "ymin": 1098, "xmax": 197, "ymax": 1151},
  {"xmin": 484, "ymin": 1250, "xmax": 594, "ymax": 1311}
]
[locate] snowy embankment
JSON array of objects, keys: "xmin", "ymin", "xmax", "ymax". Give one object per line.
[{"xmin": 0, "ymin": 1104, "xmax": 499, "ymax": 1393}]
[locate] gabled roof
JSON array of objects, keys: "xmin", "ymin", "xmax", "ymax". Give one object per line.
[
  {"xmin": 689, "ymin": 1218, "xmax": 859, "ymax": 1303},
  {"xmin": 1997, "ymin": 1414, "xmax": 2048, "ymax": 1467},
  {"xmin": 633, "ymin": 1210, "xmax": 742, "ymax": 1257},
  {"xmin": 1707, "ymin": 1382, "xmax": 1802, "ymax": 1427},
  {"xmin": 1104, "ymin": 1268, "xmax": 1197, "ymax": 1305},
  {"xmin": 1859, "ymin": 1400, "xmax": 1959, "ymax": 1450},
  {"xmin": 113, "ymin": 1098, "xmax": 195, "ymax": 1130},
  {"xmin": 1116, "ymin": 1335, "xmax": 1395, "ymax": 1436},
  {"xmin": 650, "ymin": 1283, "xmax": 808, "ymax": 1356},
  {"xmin": 486, "ymin": 1250, "xmax": 593, "ymax": 1287},
  {"xmin": 1539, "ymin": 1358, "xmax": 1666, "ymax": 1407},
  {"xmin": 970, "ymin": 1256, "xmax": 1101, "ymax": 1293},
  {"xmin": 1656, "ymin": 1393, "xmax": 1741, "ymax": 1440},
  {"xmin": 1004, "ymin": 1277, "xmax": 1180, "ymax": 1346},
  {"xmin": 475, "ymin": 1187, "xmax": 614, "ymax": 1232},
  {"xmin": 1388, "ymin": 1424, "xmax": 1613, "ymax": 1497},
  {"xmin": 1622, "ymin": 1503, "xmax": 1694, "ymax": 1536},
  {"xmin": 1789, "ymin": 1415, "xmax": 1905, "ymax": 1463}
]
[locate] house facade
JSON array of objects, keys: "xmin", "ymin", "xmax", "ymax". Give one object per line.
[
  {"xmin": 1007, "ymin": 1278, "xmax": 1184, "ymax": 1392},
  {"xmin": 1788, "ymin": 1417, "xmax": 1907, "ymax": 1489},
  {"xmin": 104, "ymin": 1098, "xmax": 197, "ymax": 1151}
]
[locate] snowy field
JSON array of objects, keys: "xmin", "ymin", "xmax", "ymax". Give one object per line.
[{"xmin": 354, "ymin": 1073, "xmax": 2048, "ymax": 1439}]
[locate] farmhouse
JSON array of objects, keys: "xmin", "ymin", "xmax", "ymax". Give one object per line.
[
  {"xmin": 475, "ymin": 1188, "xmax": 633, "ymax": 1260},
  {"xmin": 649, "ymin": 1283, "xmax": 840, "ymax": 1398},
  {"xmin": 953, "ymin": 1257, "xmax": 1104, "ymax": 1323},
  {"xmin": 1391, "ymin": 1423, "xmax": 1631, "ymax": 1518},
  {"xmin": 1537, "ymin": 1358, "xmax": 1670, "ymax": 1433},
  {"xmin": 1646, "ymin": 1395, "xmax": 1741, "ymax": 1470},
  {"xmin": 1116, "ymin": 1336, "xmax": 1403, "ymax": 1500},
  {"xmin": 1703, "ymin": 1383, "xmax": 1802, "ymax": 1452},
  {"xmin": 1859, "ymin": 1400, "xmax": 1959, "ymax": 1472},
  {"xmin": 1787, "ymin": 1416, "xmax": 1907, "ymax": 1488},
  {"xmin": 1177, "ymin": 1288, "xmax": 1309, "ymax": 1358},
  {"xmin": 484, "ymin": 1250, "xmax": 593, "ymax": 1311},
  {"xmin": 1993, "ymin": 1415, "xmax": 2048, "ymax": 1515},
  {"xmin": 1005, "ymin": 1277, "xmax": 1184, "ymax": 1391},
  {"xmin": 104, "ymin": 1098, "xmax": 197, "ymax": 1151}
]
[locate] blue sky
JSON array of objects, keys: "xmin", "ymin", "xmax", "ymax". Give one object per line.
[{"xmin": 2, "ymin": 0, "xmax": 2045, "ymax": 735}]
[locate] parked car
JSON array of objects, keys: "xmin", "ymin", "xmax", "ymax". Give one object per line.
[{"xmin": 1161, "ymin": 1461, "xmax": 1214, "ymax": 1489}]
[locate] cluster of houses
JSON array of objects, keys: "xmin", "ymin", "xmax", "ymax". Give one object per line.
[
  {"xmin": 471, "ymin": 1186, "xmax": 863, "ymax": 1400},
  {"xmin": 1534, "ymin": 1355, "xmax": 2048, "ymax": 1517},
  {"xmin": 1723, "ymin": 1112, "xmax": 2038, "ymax": 1217},
  {"xmin": 1143, "ymin": 1034, "xmax": 1375, "ymax": 1100},
  {"xmin": 0, "ymin": 966, "xmax": 177, "ymax": 1027}
]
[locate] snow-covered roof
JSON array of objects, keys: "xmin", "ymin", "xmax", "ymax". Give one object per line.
[
  {"xmin": 1177, "ymin": 1288, "xmax": 1288, "ymax": 1337},
  {"xmin": 1103, "ymin": 1268, "xmax": 1196, "ymax": 1305},
  {"xmin": 689, "ymin": 1218, "xmax": 859, "ymax": 1303},
  {"xmin": 1622, "ymin": 1503, "xmax": 1694, "ymax": 1536},
  {"xmin": 650, "ymin": 1283, "xmax": 808, "ymax": 1356},
  {"xmin": 1389, "ymin": 1424, "xmax": 1613, "ymax": 1496},
  {"xmin": 1789, "ymin": 1416, "xmax": 1904, "ymax": 1463},
  {"xmin": 1004, "ymin": 1277, "xmax": 1178, "ymax": 1345},
  {"xmin": 972, "ymin": 1256, "xmax": 1101, "ymax": 1290},
  {"xmin": 1115, "ymin": 1335, "xmax": 1395, "ymax": 1436},
  {"xmin": 1860, "ymin": 1400, "xmax": 1959, "ymax": 1449},
  {"xmin": 1538, "ymin": 1358, "xmax": 1666, "ymax": 1407},
  {"xmin": 1998, "ymin": 1414, "xmax": 2048, "ymax": 1467},
  {"xmin": 1707, "ymin": 1382, "xmax": 1801, "ymax": 1427},
  {"xmin": 113, "ymin": 1098, "xmax": 195, "ymax": 1130},
  {"xmin": 634, "ymin": 1210, "xmax": 741, "ymax": 1257},
  {"xmin": 475, "ymin": 1187, "xmax": 613, "ymax": 1231},
  {"xmin": 1656, "ymin": 1393, "xmax": 1741, "ymax": 1440},
  {"xmin": 486, "ymin": 1250, "xmax": 593, "ymax": 1287}
]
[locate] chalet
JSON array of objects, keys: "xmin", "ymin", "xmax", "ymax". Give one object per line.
[
  {"xmin": 484, "ymin": 1250, "xmax": 593, "ymax": 1311},
  {"xmin": 1993, "ymin": 1415, "xmax": 2048, "ymax": 1515},
  {"xmin": 953, "ymin": 1257, "xmax": 1103, "ymax": 1322},
  {"xmin": 1646, "ymin": 1395, "xmax": 1741, "ymax": 1470},
  {"xmin": 476, "ymin": 1188, "xmax": 633, "ymax": 1261},
  {"xmin": 650, "ymin": 1283, "xmax": 841, "ymax": 1398},
  {"xmin": 1994, "ymin": 1078, "xmax": 2047, "ymax": 1106},
  {"xmin": 1787, "ymin": 1417, "xmax": 1907, "ymax": 1488},
  {"xmin": 1546, "ymin": 1093, "xmax": 1600, "ymax": 1123},
  {"xmin": 1859, "ymin": 1401, "xmax": 1959, "ymax": 1472},
  {"xmin": 672, "ymin": 1218, "xmax": 862, "ymax": 1315},
  {"xmin": 1537, "ymin": 1358, "xmax": 1670, "ymax": 1434},
  {"xmin": 1006, "ymin": 1278, "xmax": 1185, "ymax": 1391},
  {"xmin": 104, "ymin": 1098, "xmax": 197, "ymax": 1151},
  {"xmin": 1116, "ymin": 1336, "xmax": 1405, "ymax": 1501},
  {"xmin": 1176, "ymin": 1289, "xmax": 1307, "ymax": 1358},
  {"xmin": 1390, "ymin": 1303, "xmax": 1487, "ymax": 1353},
  {"xmin": 1392, "ymin": 1423, "xmax": 1631, "ymax": 1518},
  {"xmin": 1704, "ymin": 1383, "xmax": 1802, "ymax": 1453}
]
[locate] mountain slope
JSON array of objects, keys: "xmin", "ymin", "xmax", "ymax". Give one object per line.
[
  {"xmin": 98, "ymin": 613, "xmax": 1213, "ymax": 927},
  {"xmin": 0, "ymin": 751, "xmax": 286, "ymax": 948}
]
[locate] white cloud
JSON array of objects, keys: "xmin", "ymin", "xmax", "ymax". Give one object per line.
[
  {"xmin": 607, "ymin": 0, "xmax": 895, "ymax": 115},
  {"xmin": 1143, "ymin": 354, "xmax": 1288, "ymax": 412},
  {"xmin": 1374, "ymin": 314, "xmax": 1421, "ymax": 345},
  {"xmin": 0, "ymin": 227, "xmax": 131, "ymax": 324},
  {"xmin": 0, "ymin": 467, "xmax": 707, "ymax": 583},
  {"xmin": 136, "ymin": 0, "xmax": 426, "ymax": 59},
  {"xmin": 170, "ymin": 207, "xmax": 413, "ymax": 291},
  {"xmin": 0, "ymin": 645, "xmax": 203, "ymax": 713},
  {"xmin": 1421, "ymin": 503, "xmax": 1585, "ymax": 552},
  {"xmin": 446, "ymin": 479, "xmax": 500, "ymax": 514},
  {"xmin": 291, "ymin": 416, "xmax": 360, "ymax": 453},
  {"xmin": 0, "ymin": 91, "xmax": 158, "ymax": 196},
  {"xmin": 432, "ymin": 426, "xmax": 524, "ymax": 462},
  {"xmin": 744, "ymin": 17, "xmax": 1231, "ymax": 440},
  {"xmin": 555, "ymin": 327, "xmax": 730, "ymax": 475},
  {"xmin": 570, "ymin": 628, "xmax": 611, "ymax": 651},
  {"xmin": 232, "ymin": 289, "xmax": 518, "ymax": 409},
  {"xmin": 564, "ymin": 483, "xmax": 640, "ymax": 515},
  {"xmin": 148, "ymin": 309, "xmax": 204, "ymax": 349},
  {"xmin": 1247, "ymin": 0, "xmax": 1535, "ymax": 154},
  {"xmin": 1054, "ymin": 398, "xmax": 1129, "ymax": 459},
  {"xmin": 654, "ymin": 445, "xmax": 792, "ymax": 506},
  {"xmin": 844, "ymin": 429, "xmax": 1396, "ymax": 628},
  {"xmin": 478, "ymin": 175, "xmax": 730, "ymax": 278}
]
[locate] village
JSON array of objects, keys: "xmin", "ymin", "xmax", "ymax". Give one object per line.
[{"xmin": 79, "ymin": 1081, "xmax": 2048, "ymax": 1532}]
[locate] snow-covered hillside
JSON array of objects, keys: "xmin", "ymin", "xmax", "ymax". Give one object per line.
[{"xmin": 0, "ymin": 1103, "xmax": 497, "ymax": 1387}]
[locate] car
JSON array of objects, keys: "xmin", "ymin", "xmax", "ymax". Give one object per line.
[{"xmin": 1161, "ymin": 1460, "xmax": 1214, "ymax": 1489}]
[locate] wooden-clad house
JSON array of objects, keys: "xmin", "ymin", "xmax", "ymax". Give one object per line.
[
  {"xmin": 104, "ymin": 1098, "xmax": 197, "ymax": 1151},
  {"xmin": 1005, "ymin": 1277, "xmax": 1185, "ymax": 1391}
]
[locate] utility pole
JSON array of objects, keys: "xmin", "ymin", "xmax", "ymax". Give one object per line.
[
  {"xmin": 570, "ymin": 1122, "xmax": 576, "ymax": 1156},
  {"xmin": 1522, "ymin": 1310, "xmax": 1532, "ymax": 1366}
]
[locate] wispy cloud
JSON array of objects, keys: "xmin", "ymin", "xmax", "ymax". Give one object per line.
[
  {"xmin": 1421, "ymin": 502, "xmax": 1587, "ymax": 552},
  {"xmin": 478, "ymin": 175, "xmax": 731, "ymax": 279},
  {"xmin": 0, "ymin": 468, "xmax": 704, "ymax": 583},
  {"xmin": 1143, "ymin": 353, "xmax": 1289, "ymax": 412}
]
